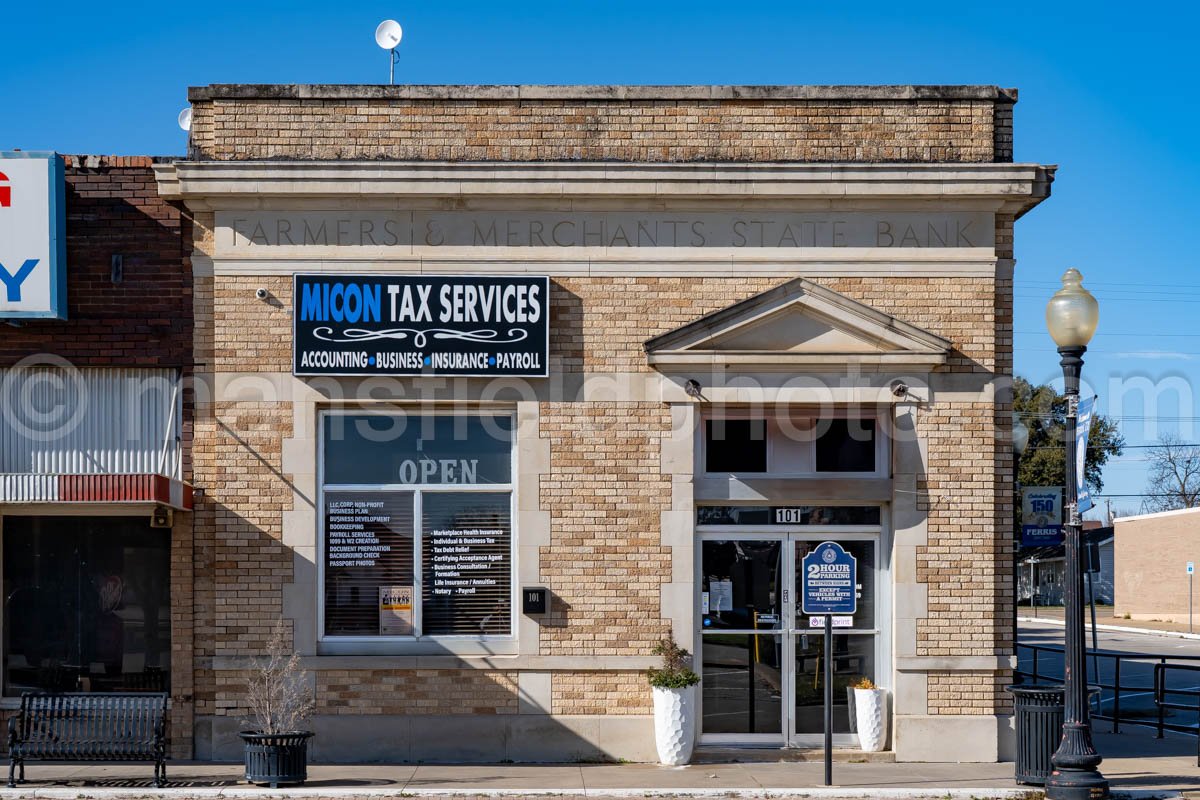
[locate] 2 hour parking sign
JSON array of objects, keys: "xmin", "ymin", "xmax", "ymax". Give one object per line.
[{"xmin": 801, "ymin": 542, "xmax": 857, "ymax": 616}]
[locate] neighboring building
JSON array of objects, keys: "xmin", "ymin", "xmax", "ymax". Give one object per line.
[
  {"xmin": 0, "ymin": 154, "xmax": 194, "ymax": 753},
  {"xmin": 1115, "ymin": 507, "xmax": 1200, "ymax": 623},
  {"xmin": 151, "ymin": 83, "xmax": 1052, "ymax": 764},
  {"xmin": 1018, "ymin": 526, "xmax": 1113, "ymax": 606}
]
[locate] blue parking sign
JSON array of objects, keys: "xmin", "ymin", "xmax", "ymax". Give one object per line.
[{"xmin": 802, "ymin": 542, "xmax": 857, "ymax": 615}]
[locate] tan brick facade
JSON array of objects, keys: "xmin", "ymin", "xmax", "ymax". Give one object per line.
[
  {"xmin": 158, "ymin": 84, "xmax": 1051, "ymax": 763},
  {"xmin": 190, "ymin": 275, "xmax": 1010, "ymax": 723},
  {"xmin": 315, "ymin": 670, "xmax": 520, "ymax": 715},
  {"xmin": 194, "ymin": 401, "xmax": 294, "ymax": 658},
  {"xmin": 927, "ymin": 670, "xmax": 1011, "ymax": 715},
  {"xmin": 553, "ymin": 672, "xmax": 651, "ymax": 715},
  {"xmin": 538, "ymin": 402, "xmax": 673, "ymax": 655},
  {"xmin": 187, "ymin": 85, "xmax": 1015, "ymax": 164},
  {"xmin": 202, "ymin": 276, "xmax": 1001, "ymax": 377},
  {"xmin": 916, "ymin": 401, "xmax": 1009, "ymax": 658}
]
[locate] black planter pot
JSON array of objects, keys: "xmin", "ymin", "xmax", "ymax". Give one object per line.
[{"xmin": 240, "ymin": 731, "xmax": 313, "ymax": 788}]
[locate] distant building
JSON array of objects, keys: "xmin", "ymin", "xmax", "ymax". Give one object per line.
[
  {"xmin": 1018, "ymin": 526, "xmax": 1113, "ymax": 606},
  {"xmin": 1114, "ymin": 507, "xmax": 1200, "ymax": 623}
]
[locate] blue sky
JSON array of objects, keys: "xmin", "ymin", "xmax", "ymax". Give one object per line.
[{"xmin": 3, "ymin": 1, "xmax": 1196, "ymax": 515}]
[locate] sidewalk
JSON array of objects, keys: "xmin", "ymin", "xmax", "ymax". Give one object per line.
[
  {"xmin": 0, "ymin": 728, "xmax": 1195, "ymax": 799},
  {"xmin": 1020, "ymin": 606, "xmax": 1200, "ymax": 640}
]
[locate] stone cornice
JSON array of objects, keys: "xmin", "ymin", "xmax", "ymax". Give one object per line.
[
  {"xmin": 896, "ymin": 655, "xmax": 1016, "ymax": 671},
  {"xmin": 188, "ymin": 83, "xmax": 1018, "ymax": 102},
  {"xmin": 155, "ymin": 161, "xmax": 1054, "ymax": 215}
]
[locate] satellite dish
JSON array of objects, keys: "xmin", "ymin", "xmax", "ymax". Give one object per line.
[
  {"xmin": 177, "ymin": 107, "xmax": 193, "ymax": 132},
  {"xmin": 374, "ymin": 20, "xmax": 404, "ymax": 84},
  {"xmin": 375, "ymin": 20, "xmax": 403, "ymax": 50}
]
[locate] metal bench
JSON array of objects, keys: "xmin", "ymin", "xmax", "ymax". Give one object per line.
[{"xmin": 7, "ymin": 692, "xmax": 168, "ymax": 787}]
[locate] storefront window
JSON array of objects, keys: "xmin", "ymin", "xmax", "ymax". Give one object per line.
[
  {"xmin": 321, "ymin": 413, "xmax": 514, "ymax": 639},
  {"xmin": 421, "ymin": 492, "xmax": 511, "ymax": 636},
  {"xmin": 3, "ymin": 516, "xmax": 171, "ymax": 695},
  {"xmin": 324, "ymin": 491, "xmax": 415, "ymax": 636}
]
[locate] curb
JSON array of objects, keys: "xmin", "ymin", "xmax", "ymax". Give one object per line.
[
  {"xmin": 0, "ymin": 790, "xmax": 1181, "ymax": 800},
  {"xmin": 1019, "ymin": 616, "xmax": 1200, "ymax": 641}
]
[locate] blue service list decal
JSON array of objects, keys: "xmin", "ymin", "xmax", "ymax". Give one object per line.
[{"xmin": 292, "ymin": 274, "xmax": 550, "ymax": 377}]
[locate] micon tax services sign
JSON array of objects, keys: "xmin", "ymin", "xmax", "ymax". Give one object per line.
[
  {"xmin": 293, "ymin": 274, "xmax": 549, "ymax": 377},
  {"xmin": 0, "ymin": 153, "xmax": 66, "ymax": 319}
]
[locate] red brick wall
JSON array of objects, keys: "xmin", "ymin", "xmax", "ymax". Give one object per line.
[
  {"xmin": 0, "ymin": 156, "xmax": 191, "ymax": 368},
  {"xmin": 0, "ymin": 155, "xmax": 196, "ymax": 755}
]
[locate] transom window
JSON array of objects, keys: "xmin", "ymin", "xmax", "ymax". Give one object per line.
[{"xmin": 701, "ymin": 411, "xmax": 884, "ymax": 477}]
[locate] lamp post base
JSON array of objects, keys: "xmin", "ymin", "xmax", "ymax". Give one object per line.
[{"xmin": 1045, "ymin": 768, "xmax": 1110, "ymax": 800}]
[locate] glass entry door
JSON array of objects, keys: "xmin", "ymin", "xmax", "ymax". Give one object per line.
[
  {"xmin": 698, "ymin": 521, "xmax": 882, "ymax": 747},
  {"xmin": 789, "ymin": 539, "xmax": 878, "ymax": 746},
  {"xmin": 698, "ymin": 538, "xmax": 785, "ymax": 740}
]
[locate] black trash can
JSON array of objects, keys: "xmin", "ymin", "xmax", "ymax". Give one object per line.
[
  {"xmin": 1007, "ymin": 685, "xmax": 1102, "ymax": 785},
  {"xmin": 1008, "ymin": 684, "xmax": 1064, "ymax": 785}
]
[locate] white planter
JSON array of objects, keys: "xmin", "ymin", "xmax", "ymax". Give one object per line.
[
  {"xmin": 854, "ymin": 687, "xmax": 888, "ymax": 752},
  {"xmin": 652, "ymin": 685, "xmax": 697, "ymax": 765}
]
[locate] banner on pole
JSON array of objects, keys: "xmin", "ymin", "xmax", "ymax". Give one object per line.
[
  {"xmin": 1021, "ymin": 487, "xmax": 1064, "ymax": 547},
  {"xmin": 1076, "ymin": 395, "xmax": 1096, "ymax": 514}
]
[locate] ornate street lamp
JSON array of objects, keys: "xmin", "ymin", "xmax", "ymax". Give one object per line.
[{"xmin": 1044, "ymin": 268, "xmax": 1107, "ymax": 800}]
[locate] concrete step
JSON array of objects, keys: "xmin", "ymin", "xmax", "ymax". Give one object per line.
[{"xmin": 693, "ymin": 746, "xmax": 896, "ymax": 763}]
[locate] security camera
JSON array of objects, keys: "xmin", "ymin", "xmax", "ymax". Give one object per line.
[
  {"xmin": 890, "ymin": 381, "xmax": 909, "ymax": 398},
  {"xmin": 255, "ymin": 288, "xmax": 269, "ymax": 300}
]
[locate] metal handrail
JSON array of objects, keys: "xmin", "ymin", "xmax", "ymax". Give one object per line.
[
  {"xmin": 1152, "ymin": 663, "xmax": 1200, "ymax": 765},
  {"xmin": 1016, "ymin": 642, "xmax": 1200, "ymax": 737}
]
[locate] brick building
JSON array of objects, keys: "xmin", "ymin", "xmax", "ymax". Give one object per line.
[
  {"xmin": 1114, "ymin": 508, "xmax": 1200, "ymax": 623},
  {"xmin": 4, "ymin": 84, "xmax": 1054, "ymax": 764},
  {"xmin": 0, "ymin": 154, "xmax": 194, "ymax": 750}
]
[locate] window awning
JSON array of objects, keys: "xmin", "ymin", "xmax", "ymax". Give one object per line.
[{"xmin": 0, "ymin": 474, "xmax": 193, "ymax": 510}]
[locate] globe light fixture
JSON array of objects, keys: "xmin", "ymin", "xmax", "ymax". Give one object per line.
[
  {"xmin": 1012, "ymin": 412, "xmax": 1029, "ymax": 458},
  {"xmin": 1043, "ymin": 268, "xmax": 1107, "ymax": 800},
  {"xmin": 1045, "ymin": 268, "xmax": 1099, "ymax": 349}
]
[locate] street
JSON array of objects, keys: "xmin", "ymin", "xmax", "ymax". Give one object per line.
[{"xmin": 1020, "ymin": 619, "xmax": 1200, "ymax": 732}]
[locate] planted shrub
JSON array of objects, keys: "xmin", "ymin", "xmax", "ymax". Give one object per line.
[
  {"xmin": 244, "ymin": 619, "xmax": 316, "ymax": 735},
  {"xmin": 647, "ymin": 633, "xmax": 700, "ymax": 689}
]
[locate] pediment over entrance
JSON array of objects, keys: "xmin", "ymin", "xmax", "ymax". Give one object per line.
[{"xmin": 644, "ymin": 277, "xmax": 951, "ymax": 372}]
